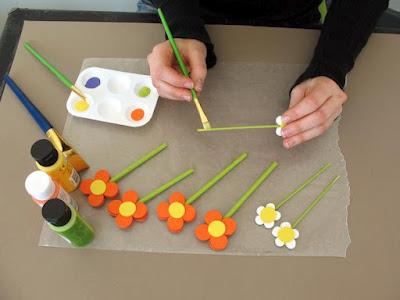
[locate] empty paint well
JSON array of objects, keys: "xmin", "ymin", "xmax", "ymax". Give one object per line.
[
  {"xmin": 97, "ymin": 98, "xmax": 122, "ymax": 120},
  {"xmin": 108, "ymin": 75, "xmax": 131, "ymax": 94}
]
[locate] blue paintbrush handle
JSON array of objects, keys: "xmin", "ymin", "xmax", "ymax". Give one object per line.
[{"xmin": 4, "ymin": 75, "xmax": 53, "ymax": 133}]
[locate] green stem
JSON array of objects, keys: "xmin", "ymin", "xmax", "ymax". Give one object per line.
[
  {"xmin": 140, "ymin": 169, "xmax": 194, "ymax": 203},
  {"xmin": 186, "ymin": 153, "xmax": 248, "ymax": 205},
  {"xmin": 197, "ymin": 124, "xmax": 279, "ymax": 132},
  {"xmin": 224, "ymin": 161, "xmax": 278, "ymax": 218},
  {"xmin": 110, "ymin": 143, "xmax": 167, "ymax": 182},
  {"xmin": 275, "ymin": 163, "xmax": 331, "ymax": 209},
  {"xmin": 292, "ymin": 175, "xmax": 340, "ymax": 228}
]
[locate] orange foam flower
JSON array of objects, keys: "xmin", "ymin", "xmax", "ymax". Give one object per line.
[
  {"xmin": 195, "ymin": 210, "xmax": 237, "ymax": 251},
  {"xmin": 156, "ymin": 192, "xmax": 196, "ymax": 233},
  {"xmin": 80, "ymin": 169, "xmax": 119, "ymax": 207},
  {"xmin": 107, "ymin": 190, "xmax": 148, "ymax": 229}
]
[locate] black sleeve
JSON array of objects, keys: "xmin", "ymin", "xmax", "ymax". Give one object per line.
[
  {"xmin": 294, "ymin": 0, "xmax": 389, "ymax": 89},
  {"xmin": 152, "ymin": 0, "xmax": 217, "ymax": 68}
]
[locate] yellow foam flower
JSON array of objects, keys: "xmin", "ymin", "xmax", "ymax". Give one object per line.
[
  {"xmin": 255, "ymin": 203, "xmax": 281, "ymax": 228},
  {"xmin": 272, "ymin": 222, "xmax": 299, "ymax": 250}
]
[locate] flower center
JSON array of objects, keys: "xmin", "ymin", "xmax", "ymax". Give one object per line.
[
  {"xmin": 208, "ymin": 220, "xmax": 226, "ymax": 238},
  {"xmin": 260, "ymin": 207, "xmax": 277, "ymax": 223},
  {"xmin": 119, "ymin": 202, "xmax": 137, "ymax": 217},
  {"xmin": 168, "ymin": 202, "xmax": 185, "ymax": 218},
  {"xmin": 277, "ymin": 227, "xmax": 295, "ymax": 243},
  {"xmin": 90, "ymin": 179, "xmax": 106, "ymax": 195}
]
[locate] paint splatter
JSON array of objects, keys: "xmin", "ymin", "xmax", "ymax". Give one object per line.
[
  {"xmin": 85, "ymin": 77, "xmax": 101, "ymax": 89},
  {"xmin": 74, "ymin": 100, "xmax": 89, "ymax": 112},
  {"xmin": 138, "ymin": 86, "xmax": 151, "ymax": 97},
  {"xmin": 130, "ymin": 108, "xmax": 145, "ymax": 121}
]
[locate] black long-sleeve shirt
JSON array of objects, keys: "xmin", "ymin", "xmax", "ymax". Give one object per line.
[{"xmin": 152, "ymin": 0, "xmax": 388, "ymax": 89}]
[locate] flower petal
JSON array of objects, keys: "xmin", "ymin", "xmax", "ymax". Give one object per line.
[
  {"xmin": 195, "ymin": 224, "xmax": 210, "ymax": 241},
  {"xmin": 209, "ymin": 235, "xmax": 229, "ymax": 251},
  {"xmin": 256, "ymin": 206, "xmax": 264, "ymax": 215},
  {"xmin": 115, "ymin": 214, "xmax": 133, "ymax": 229},
  {"xmin": 183, "ymin": 204, "xmax": 196, "ymax": 222},
  {"xmin": 167, "ymin": 217, "xmax": 184, "ymax": 233},
  {"xmin": 122, "ymin": 190, "xmax": 139, "ymax": 203},
  {"xmin": 156, "ymin": 201, "xmax": 170, "ymax": 220},
  {"xmin": 95, "ymin": 169, "xmax": 110, "ymax": 182},
  {"xmin": 293, "ymin": 229, "xmax": 300, "ymax": 239},
  {"xmin": 133, "ymin": 202, "xmax": 147, "ymax": 219},
  {"xmin": 275, "ymin": 238, "xmax": 284, "ymax": 247},
  {"xmin": 107, "ymin": 199, "xmax": 122, "ymax": 216},
  {"xmin": 255, "ymin": 216, "xmax": 263, "ymax": 225},
  {"xmin": 275, "ymin": 211, "xmax": 281, "ymax": 221},
  {"xmin": 205, "ymin": 210, "xmax": 222, "ymax": 224},
  {"xmin": 266, "ymin": 203, "xmax": 275, "ymax": 209},
  {"xmin": 135, "ymin": 214, "xmax": 148, "ymax": 222},
  {"xmin": 272, "ymin": 226, "xmax": 280, "ymax": 237},
  {"xmin": 88, "ymin": 194, "xmax": 105, "ymax": 207},
  {"xmin": 223, "ymin": 218, "xmax": 237, "ymax": 236},
  {"xmin": 286, "ymin": 240, "xmax": 296, "ymax": 250},
  {"xmin": 169, "ymin": 191, "xmax": 186, "ymax": 203},
  {"xmin": 104, "ymin": 182, "xmax": 119, "ymax": 198},
  {"xmin": 79, "ymin": 179, "xmax": 93, "ymax": 195},
  {"xmin": 281, "ymin": 222, "xmax": 292, "ymax": 228},
  {"xmin": 264, "ymin": 222, "xmax": 275, "ymax": 229}
]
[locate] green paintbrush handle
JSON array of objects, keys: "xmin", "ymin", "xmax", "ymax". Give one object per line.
[
  {"xmin": 186, "ymin": 153, "xmax": 248, "ymax": 204},
  {"xmin": 24, "ymin": 42, "xmax": 74, "ymax": 88}
]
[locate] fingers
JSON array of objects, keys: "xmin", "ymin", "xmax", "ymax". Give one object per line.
[
  {"xmin": 281, "ymin": 96, "xmax": 343, "ymax": 138},
  {"xmin": 289, "ymin": 83, "xmax": 307, "ymax": 108},
  {"xmin": 156, "ymin": 80, "xmax": 192, "ymax": 101},
  {"xmin": 187, "ymin": 49, "xmax": 207, "ymax": 92}
]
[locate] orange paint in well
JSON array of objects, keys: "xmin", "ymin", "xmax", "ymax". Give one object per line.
[{"xmin": 131, "ymin": 108, "xmax": 145, "ymax": 121}]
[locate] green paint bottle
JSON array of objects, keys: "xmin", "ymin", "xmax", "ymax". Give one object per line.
[{"xmin": 41, "ymin": 199, "xmax": 94, "ymax": 247}]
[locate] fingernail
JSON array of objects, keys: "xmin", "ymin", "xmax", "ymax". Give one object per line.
[
  {"xmin": 185, "ymin": 95, "xmax": 192, "ymax": 101},
  {"xmin": 184, "ymin": 81, "xmax": 194, "ymax": 89},
  {"xmin": 282, "ymin": 115, "xmax": 290, "ymax": 124},
  {"xmin": 195, "ymin": 80, "xmax": 203, "ymax": 92},
  {"xmin": 283, "ymin": 140, "xmax": 292, "ymax": 149},
  {"xmin": 281, "ymin": 128, "xmax": 291, "ymax": 138}
]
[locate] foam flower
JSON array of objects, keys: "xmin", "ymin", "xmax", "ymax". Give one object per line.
[
  {"xmin": 275, "ymin": 115, "xmax": 285, "ymax": 136},
  {"xmin": 255, "ymin": 203, "xmax": 281, "ymax": 228},
  {"xmin": 80, "ymin": 169, "xmax": 119, "ymax": 207},
  {"xmin": 107, "ymin": 190, "xmax": 148, "ymax": 229},
  {"xmin": 195, "ymin": 210, "xmax": 237, "ymax": 251},
  {"xmin": 272, "ymin": 222, "xmax": 299, "ymax": 250},
  {"xmin": 157, "ymin": 192, "xmax": 196, "ymax": 233}
]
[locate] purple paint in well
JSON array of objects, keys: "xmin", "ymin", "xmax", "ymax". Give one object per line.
[{"xmin": 85, "ymin": 77, "xmax": 101, "ymax": 89}]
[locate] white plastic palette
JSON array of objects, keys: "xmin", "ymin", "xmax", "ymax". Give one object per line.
[{"xmin": 66, "ymin": 67, "xmax": 159, "ymax": 127}]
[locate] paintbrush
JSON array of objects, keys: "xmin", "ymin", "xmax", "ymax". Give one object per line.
[
  {"xmin": 157, "ymin": 8, "xmax": 211, "ymax": 130},
  {"xmin": 4, "ymin": 75, "xmax": 89, "ymax": 172},
  {"xmin": 24, "ymin": 42, "xmax": 88, "ymax": 107}
]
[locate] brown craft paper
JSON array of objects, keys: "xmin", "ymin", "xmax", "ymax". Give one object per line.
[{"xmin": 39, "ymin": 59, "xmax": 350, "ymax": 256}]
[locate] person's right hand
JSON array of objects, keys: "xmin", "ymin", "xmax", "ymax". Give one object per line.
[{"xmin": 147, "ymin": 39, "xmax": 207, "ymax": 101}]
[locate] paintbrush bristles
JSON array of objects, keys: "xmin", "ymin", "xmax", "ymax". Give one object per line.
[
  {"xmin": 193, "ymin": 97, "xmax": 211, "ymax": 129},
  {"xmin": 71, "ymin": 85, "xmax": 87, "ymax": 102}
]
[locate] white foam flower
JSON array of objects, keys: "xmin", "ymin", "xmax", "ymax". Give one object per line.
[
  {"xmin": 255, "ymin": 203, "xmax": 281, "ymax": 229},
  {"xmin": 275, "ymin": 115, "xmax": 285, "ymax": 136},
  {"xmin": 272, "ymin": 222, "xmax": 299, "ymax": 250}
]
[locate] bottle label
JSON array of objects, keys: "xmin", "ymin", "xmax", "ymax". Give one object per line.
[{"xmin": 69, "ymin": 168, "xmax": 80, "ymax": 187}]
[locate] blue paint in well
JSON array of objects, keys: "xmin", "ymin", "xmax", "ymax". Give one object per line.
[{"xmin": 85, "ymin": 77, "xmax": 101, "ymax": 89}]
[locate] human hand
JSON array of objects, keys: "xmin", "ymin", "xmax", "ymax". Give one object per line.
[
  {"xmin": 147, "ymin": 39, "xmax": 207, "ymax": 101},
  {"xmin": 280, "ymin": 76, "xmax": 348, "ymax": 149}
]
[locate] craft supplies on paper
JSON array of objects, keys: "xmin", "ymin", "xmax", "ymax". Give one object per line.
[
  {"xmin": 195, "ymin": 161, "xmax": 278, "ymax": 251},
  {"xmin": 25, "ymin": 171, "xmax": 77, "ymax": 209},
  {"xmin": 3, "ymin": 75, "xmax": 89, "ymax": 172},
  {"xmin": 157, "ymin": 8, "xmax": 211, "ymax": 130},
  {"xmin": 80, "ymin": 143, "xmax": 167, "ymax": 207},
  {"xmin": 42, "ymin": 199, "xmax": 94, "ymax": 247},
  {"xmin": 108, "ymin": 169, "xmax": 194, "ymax": 229},
  {"xmin": 66, "ymin": 67, "xmax": 158, "ymax": 127},
  {"xmin": 157, "ymin": 153, "xmax": 248, "ymax": 233},
  {"xmin": 272, "ymin": 175, "xmax": 341, "ymax": 250},
  {"xmin": 31, "ymin": 139, "xmax": 80, "ymax": 192}
]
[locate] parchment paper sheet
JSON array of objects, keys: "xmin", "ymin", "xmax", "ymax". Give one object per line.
[{"xmin": 39, "ymin": 59, "xmax": 351, "ymax": 256}]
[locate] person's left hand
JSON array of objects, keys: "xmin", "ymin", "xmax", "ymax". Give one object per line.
[{"xmin": 280, "ymin": 76, "xmax": 348, "ymax": 149}]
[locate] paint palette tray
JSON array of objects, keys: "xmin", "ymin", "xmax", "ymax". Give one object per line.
[{"xmin": 66, "ymin": 67, "xmax": 158, "ymax": 127}]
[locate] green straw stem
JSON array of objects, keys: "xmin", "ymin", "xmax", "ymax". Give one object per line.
[
  {"xmin": 292, "ymin": 175, "xmax": 340, "ymax": 228},
  {"xmin": 224, "ymin": 161, "xmax": 278, "ymax": 218},
  {"xmin": 140, "ymin": 169, "xmax": 194, "ymax": 203},
  {"xmin": 186, "ymin": 152, "xmax": 248, "ymax": 205},
  {"xmin": 197, "ymin": 124, "xmax": 279, "ymax": 132},
  {"xmin": 24, "ymin": 42, "xmax": 74, "ymax": 88},
  {"xmin": 110, "ymin": 143, "xmax": 168, "ymax": 183},
  {"xmin": 275, "ymin": 162, "xmax": 332, "ymax": 210}
]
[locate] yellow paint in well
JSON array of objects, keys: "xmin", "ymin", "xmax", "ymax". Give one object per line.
[
  {"xmin": 90, "ymin": 179, "xmax": 106, "ymax": 195},
  {"xmin": 260, "ymin": 207, "xmax": 277, "ymax": 223},
  {"xmin": 208, "ymin": 220, "xmax": 226, "ymax": 238},
  {"xmin": 168, "ymin": 202, "xmax": 185, "ymax": 218},
  {"xmin": 74, "ymin": 100, "xmax": 89, "ymax": 112},
  {"xmin": 277, "ymin": 227, "xmax": 295, "ymax": 243},
  {"xmin": 119, "ymin": 201, "xmax": 137, "ymax": 217}
]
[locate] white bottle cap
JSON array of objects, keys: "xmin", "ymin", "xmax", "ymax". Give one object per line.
[{"xmin": 25, "ymin": 171, "xmax": 56, "ymax": 200}]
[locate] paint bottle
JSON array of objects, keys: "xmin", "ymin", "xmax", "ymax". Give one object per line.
[
  {"xmin": 41, "ymin": 199, "xmax": 94, "ymax": 247},
  {"xmin": 25, "ymin": 170, "xmax": 78, "ymax": 209},
  {"xmin": 31, "ymin": 139, "xmax": 80, "ymax": 192}
]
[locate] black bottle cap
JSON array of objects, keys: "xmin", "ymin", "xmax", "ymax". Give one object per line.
[
  {"xmin": 31, "ymin": 139, "xmax": 59, "ymax": 167},
  {"xmin": 42, "ymin": 199, "xmax": 72, "ymax": 227}
]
